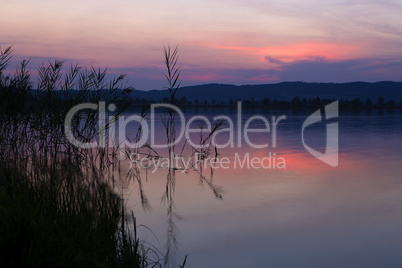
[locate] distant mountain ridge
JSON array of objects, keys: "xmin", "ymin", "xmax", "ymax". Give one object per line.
[{"xmin": 130, "ymin": 81, "xmax": 402, "ymax": 102}]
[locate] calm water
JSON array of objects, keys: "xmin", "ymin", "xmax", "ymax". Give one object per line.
[{"xmin": 118, "ymin": 109, "xmax": 402, "ymax": 267}]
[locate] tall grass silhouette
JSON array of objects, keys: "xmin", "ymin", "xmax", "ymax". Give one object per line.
[
  {"xmin": 0, "ymin": 46, "xmax": 176, "ymax": 267},
  {"xmin": 1, "ymin": 44, "xmax": 226, "ymax": 267}
]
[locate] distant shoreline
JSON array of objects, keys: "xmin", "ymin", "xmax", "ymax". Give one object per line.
[{"xmin": 126, "ymin": 97, "xmax": 402, "ymax": 111}]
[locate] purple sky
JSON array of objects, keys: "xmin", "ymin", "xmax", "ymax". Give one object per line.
[{"xmin": 2, "ymin": 0, "xmax": 402, "ymax": 90}]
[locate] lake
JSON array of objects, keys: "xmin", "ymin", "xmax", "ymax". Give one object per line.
[{"xmin": 116, "ymin": 107, "xmax": 402, "ymax": 267}]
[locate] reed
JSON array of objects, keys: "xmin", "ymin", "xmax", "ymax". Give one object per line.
[{"xmin": 0, "ymin": 46, "xmax": 172, "ymax": 267}]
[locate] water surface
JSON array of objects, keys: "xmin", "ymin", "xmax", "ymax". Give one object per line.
[{"xmin": 120, "ymin": 109, "xmax": 402, "ymax": 267}]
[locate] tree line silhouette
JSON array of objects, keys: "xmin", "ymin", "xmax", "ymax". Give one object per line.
[{"xmin": 129, "ymin": 95, "xmax": 402, "ymax": 110}]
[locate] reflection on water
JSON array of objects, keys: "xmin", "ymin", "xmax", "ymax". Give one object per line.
[{"xmin": 119, "ymin": 110, "xmax": 402, "ymax": 267}]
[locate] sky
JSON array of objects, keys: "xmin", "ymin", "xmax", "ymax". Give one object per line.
[{"xmin": 2, "ymin": 0, "xmax": 402, "ymax": 90}]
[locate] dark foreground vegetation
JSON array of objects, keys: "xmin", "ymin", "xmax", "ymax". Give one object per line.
[
  {"xmin": 0, "ymin": 46, "xmax": 187, "ymax": 267},
  {"xmin": 0, "ymin": 163, "xmax": 144, "ymax": 267}
]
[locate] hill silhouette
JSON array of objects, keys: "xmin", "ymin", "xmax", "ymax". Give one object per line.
[{"xmin": 130, "ymin": 81, "xmax": 402, "ymax": 102}]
